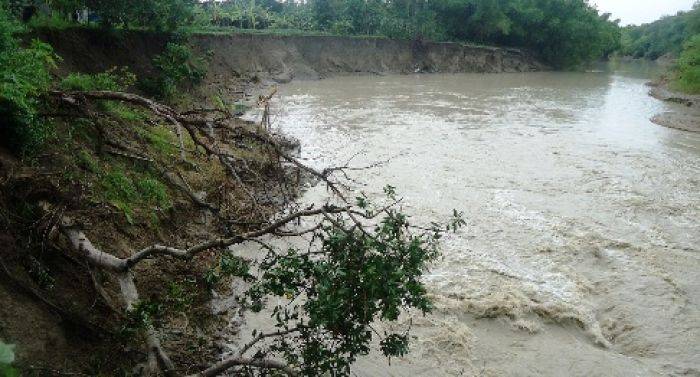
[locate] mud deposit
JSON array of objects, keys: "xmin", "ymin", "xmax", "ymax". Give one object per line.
[{"xmin": 258, "ymin": 67, "xmax": 700, "ymax": 376}]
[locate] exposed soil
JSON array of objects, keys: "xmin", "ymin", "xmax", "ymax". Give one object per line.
[
  {"xmin": 648, "ymin": 80, "xmax": 700, "ymax": 133},
  {"xmin": 193, "ymin": 33, "xmax": 546, "ymax": 83},
  {"xmin": 0, "ymin": 28, "xmax": 547, "ymax": 375},
  {"xmin": 2, "ymin": 29, "xmax": 301, "ymax": 375},
  {"xmin": 35, "ymin": 27, "xmax": 546, "ymax": 84}
]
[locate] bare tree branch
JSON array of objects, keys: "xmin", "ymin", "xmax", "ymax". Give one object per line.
[
  {"xmin": 43, "ymin": 89, "xmax": 409, "ymax": 377},
  {"xmin": 238, "ymin": 327, "xmax": 301, "ymax": 357},
  {"xmin": 188, "ymin": 356, "xmax": 297, "ymax": 377}
]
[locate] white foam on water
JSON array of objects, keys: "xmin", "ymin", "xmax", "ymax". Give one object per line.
[{"xmin": 252, "ymin": 69, "xmax": 700, "ymax": 376}]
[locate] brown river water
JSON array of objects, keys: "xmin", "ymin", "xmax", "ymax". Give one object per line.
[{"xmin": 238, "ymin": 64, "xmax": 700, "ymax": 376}]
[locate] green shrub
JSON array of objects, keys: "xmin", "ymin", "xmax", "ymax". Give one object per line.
[
  {"xmin": 101, "ymin": 169, "xmax": 171, "ymax": 223},
  {"xmin": 140, "ymin": 42, "xmax": 206, "ymax": 99},
  {"xmin": 102, "ymin": 170, "xmax": 138, "ymax": 222},
  {"xmin": 0, "ymin": 7, "xmax": 57, "ymax": 157},
  {"xmin": 26, "ymin": 12, "xmax": 75, "ymax": 30},
  {"xmin": 60, "ymin": 67, "xmax": 136, "ymax": 92},
  {"xmin": 136, "ymin": 177, "xmax": 171, "ymax": 209},
  {"xmin": 674, "ymin": 34, "xmax": 700, "ymax": 94},
  {"xmin": 0, "ymin": 341, "xmax": 18, "ymax": 377},
  {"xmin": 77, "ymin": 149, "xmax": 101, "ymax": 173}
]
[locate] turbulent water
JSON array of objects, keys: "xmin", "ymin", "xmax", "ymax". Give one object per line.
[{"xmin": 258, "ymin": 65, "xmax": 700, "ymax": 376}]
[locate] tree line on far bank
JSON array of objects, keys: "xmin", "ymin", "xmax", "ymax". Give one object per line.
[
  {"xmin": 7, "ymin": 0, "xmax": 699, "ymax": 92},
  {"xmin": 14, "ymin": 0, "xmax": 620, "ymax": 69},
  {"xmin": 620, "ymin": 2, "xmax": 699, "ymax": 93},
  {"xmin": 620, "ymin": 3, "xmax": 699, "ymax": 60}
]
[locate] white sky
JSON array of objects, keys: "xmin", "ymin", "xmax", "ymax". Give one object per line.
[{"xmin": 592, "ymin": 0, "xmax": 697, "ymax": 25}]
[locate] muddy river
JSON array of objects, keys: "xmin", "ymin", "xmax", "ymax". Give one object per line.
[{"xmin": 254, "ymin": 65, "xmax": 700, "ymax": 376}]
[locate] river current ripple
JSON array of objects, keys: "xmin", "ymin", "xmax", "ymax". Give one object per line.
[{"xmin": 258, "ymin": 67, "xmax": 699, "ymax": 376}]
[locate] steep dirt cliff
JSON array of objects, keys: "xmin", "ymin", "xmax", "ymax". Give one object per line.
[
  {"xmin": 648, "ymin": 80, "xmax": 700, "ymax": 133},
  {"xmin": 37, "ymin": 28, "xmax": 546, "ymax": 85},
  {"xmin": 194, "ymin": 33, "xmax": 546, "ymax": 82}
]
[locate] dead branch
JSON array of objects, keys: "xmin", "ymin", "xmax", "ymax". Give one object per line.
[
  {"xmin": 238, "ymin": 327, "xmax": 301, "ymax": 357},
  {"xmin": 87, "ymin": 265, "xmax": 124, "ymax": 318},
  {"xmin": 50, "ymin": 208, "xmax": 177, "ymax": 376},
  {"xmin": 43, "ymin": 89, "xmax": 404, "ymax": 377},
  {"xmin": 103, "ymin": 129, "xmax": 218, "ymax": 212},
  {"xmin": 126, "ymin": 205, "xmax": 350, "ymax": 269},
  {"xmin": 188, "ymin": 356, "xmax": 297, "ymax": 377}
]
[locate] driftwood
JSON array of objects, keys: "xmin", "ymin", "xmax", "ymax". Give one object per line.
[{"xmin": 40, "ymin": 89, "xmax": 388, "ymax": 376}]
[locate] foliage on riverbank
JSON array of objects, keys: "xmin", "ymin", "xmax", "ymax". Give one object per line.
[
  {"xmin": 674, "ymin": 35, "xmax": 700, "ymax": 93},
  {"xmin": 204, "ymin": 0, "xmax": 621, "ymax": 68},
  {"xmin": 0, "ymin": 6, "xmax": 56, "ymax": 157},
  {"xmin": 1, "ymin": 3, "xmax": 469, "ymax": 375},
  {"xmin": 619, "ymin": 3, "xmax": 700, "ymax": 94},
  {"xmin": 620, "ymin": 3, "xmax": 699, "ymax": 60},
  {"xmin": 19, "ymin": 0, "xmax": 619, "ymax": 68}
]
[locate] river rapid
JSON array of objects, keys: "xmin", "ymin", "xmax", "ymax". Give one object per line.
[{"xmin": 253, "ymin": 65, "xmax": 700, "ymax": 376}]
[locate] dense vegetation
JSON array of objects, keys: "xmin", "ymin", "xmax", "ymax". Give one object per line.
[
  {"xmin": 619, "ymin": 2, "xmax": 700, "ymax": 93},
  {"xmin": 1, "ymin": 2, "xmax": 470, "ymax": 376},
  {"xmin": 0, "ymin": 5, "xmax": 55, "ymax": 157},
  {"xmin": 22, "ymin": 0, "xmax": 620, "ymax": 68},
  {"xmin": 620, "ymin": 3, "xmax": 699, "ymax": 59},
  {"xmin": 675, "ymin": 34, "xmax": 700, "ymax": 93}
]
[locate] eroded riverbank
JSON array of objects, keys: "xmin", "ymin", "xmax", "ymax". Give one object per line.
[
  {"xmin": 263, "ymin": 69, "xmax": 700, "ymax": 376},
  {"xmin": 36, "ymin": 28, "xmax": 545, "ymax": 85},
  {"xmin": 648, "ymin": 81, "xmax": 700, "ymax": 133}
]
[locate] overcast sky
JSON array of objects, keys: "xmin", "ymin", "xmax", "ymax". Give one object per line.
[{"xmin": 592, "ymin": 0, "xmax": 697, "ymax": 25}]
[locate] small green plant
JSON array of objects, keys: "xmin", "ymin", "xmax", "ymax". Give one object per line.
[
  {"xmin": 107, "ymin": 102, "xmax": 146, "ymax": 122},
  {"xmin": 136, "ymin": 125, "xmax": 179, "ymax": 156},
  {"xmin": 101, "ymin": 168, "xmax": 171, "ymax": 224},
  {"xmin": 77, "ymin": 149, "xmax": 101, "ymax": 173},
  {"xmin": 26, "ymin": 12, "xmax": 74, "ymax": 30},
  {"xmin": 140, "ymin": 43, "xmax": 206, "ymax": 99},
  {"xmin": 203, "ymin": 251, "xmax": 253, "ymax": 288},
  {"xmin": 164, "ymin": 280, "xmax": 197, "ymax": 313},
  {"xmin": 27, "ymin": 256, "xmax": 55, "ymax": 290},
  {"xmin": 118, "ymin": 300, "xmax": 163, "ymax": 339},
  {"xmin": 102, "ymin": 170, "xmax": 138, "ymax": 223},
  {"xmin": 60, "ymin": 67, "xmax": 136, "ymax": 92},
  {"xmin": 210, "ymin": 95, "xmax": 250, "ymax": 115},
  {"xmin": 136, "ymin": 177, "xmax": 172, "ymax": 210},
  {"xmin": 0, "ymin": 341, "xmax": 18, "ymax": 377}
]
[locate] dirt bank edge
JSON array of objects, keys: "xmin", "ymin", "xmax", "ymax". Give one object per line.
[
  {"xmin": 648, "ymin": 80, "xmax": 700, "ymax": 133},
  {"xmin": 35, "ymin": 27, "xmax": 547, "ymax": 84}
]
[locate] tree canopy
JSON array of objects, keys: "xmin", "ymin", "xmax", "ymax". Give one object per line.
[
  {"xmin": 618, "ymin": 2, "xmax": 700, "ymax": 93},
  {"xmin": 620, "ymin": 3, "xmax": 700, "ymax": 59},
  {"xmin": 26, "ymin": 0, "xmax": 621, "ymax": 68},
  {"xmin": 202, "ymin": 0, "xmax": 621, "ymax": 68},
  {"xmin": 675, "ymin": 33, "xmax": 700, "ymax": 93}
]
